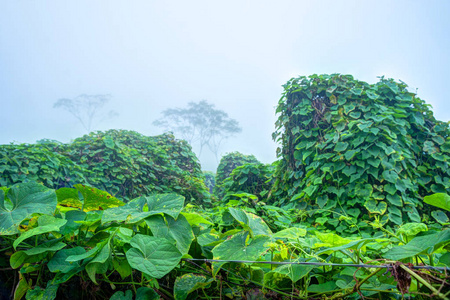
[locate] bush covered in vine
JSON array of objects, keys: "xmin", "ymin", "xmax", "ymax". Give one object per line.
[
  {"xmin": 214, "ymin": 151, "xmax": 260, "ymax": 197},
  {"xmin": 0, "ymin": 143, "xmax": 87, "ymax": 188},
  {"xmin": 0, "ymin": 130, "xmax": 210, "ymax": 205},
  {"xmin": 221, "ymin": 162, "xmax": 275, "ymax": 202},
  {"xmin": 272, "ymin": 74, "xmax": 450, "ymax": 233}
]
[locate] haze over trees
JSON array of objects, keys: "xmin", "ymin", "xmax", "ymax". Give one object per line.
[
  {"xmin": 53, "ymin": 94, "xmax": 118, "ymax": 132},
  {"xmin": 153, "ymin": 100, "xmax": 242, "ymax": 161}
]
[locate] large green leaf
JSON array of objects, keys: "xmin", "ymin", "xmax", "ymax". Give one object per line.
[
  {"xmin": 384, "ymin": 230, "xmax": 450, "ymax": 260},
  {"xmin": 424, "ymin": 193, "xmax": 450, "ymax": 212},
  {"xmin": 228, "ymin": 207, "xmax": 272, "ymax": 236},
  {"xmin": 181, "ymin": 212, "xmax": 213, "ymax": 226},
  {"xmin": 146, "ymin": 193, "xmax": 185, "ymax": 219},
  {"xmin": 13, "ymin": 215, "xmax": 67, "ymax": 249},
  {"xmin": 396, "ymin": 223, "xmax": 428, "ymax": 238},
  {"xmin": 273, "ymin": 227, "xmax": 307, "ymax": 240},
  {"xmin": 126, "ymin": 234, "xmax": 182, "ymax": 279},
  {"xmin": 145, "ymin": 214, "xmax": 194, "ymax": 255},
  {"xmin": 0, "ymin": 182, "xmax": 57, "ymax": 235},
  {"xmin": 102, "ymin": 197, "xmax": 151, "ymax": 224},
  {"xmin": 212, "ymin": 231, "xmax": 270, "ymax": 275},
  {"xmin": 74, "ymin": 184, "xmax": 124, "ymax": 211}
]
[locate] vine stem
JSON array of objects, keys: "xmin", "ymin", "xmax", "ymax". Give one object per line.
[{"xmin": 399, "ymin": 264, "xmax": 449, "ymax": 300}]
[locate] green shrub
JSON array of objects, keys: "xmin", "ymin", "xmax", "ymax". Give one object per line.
[
  {"xmin": 222, "ymin": 162, "xmax": 275, "ymax": 202},
  {"xmin": 272, "ymin": 74, "xmax": 450, "ymax": 233},
  {"xmin": 0, "ymin": 130, "xmax": 210, "ymax": 205},
  {"xmin": 214, "ymin": 151, "xmax": 260, "ymax": 197},
  {"xmin": 0, "ymin": 143, "xmax": 87, "ymax": 188}
]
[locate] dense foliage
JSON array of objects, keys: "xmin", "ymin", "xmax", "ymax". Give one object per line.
[
  {"xmin": 272, "ymin": 74, "xmax": 450, "ymax": 234},
  {"xmin": 0, "ymin": 130, "xmax": 210, "ymax": 205},
  {"xmin": 221, "ymin": 162, "xmax": 275, "ymax": 202},
  {"xmin": 214, "ymin": 152, "xmax": 260, "ymax": 197},
  {"xmin": 0, "ymin": 143, "xmax": 87, "ymax": 188},
  {"xmin": 0, "ymin": 182, "xmax": 449, "ymax": 300}
]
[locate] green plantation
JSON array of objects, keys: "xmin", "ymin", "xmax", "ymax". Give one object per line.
[{"xmin": 1, "ymin": 74, "xmax": 449, "ymax": 299}]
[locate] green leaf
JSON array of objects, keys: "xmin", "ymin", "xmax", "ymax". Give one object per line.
[
  {"xmin": 24, "ymin": 239, "xmax": 66, "ymax": 256},
  {"xmin": 112, "ymin": 257, "xmax": 132, "ymax": 279},
  {"xmin": 65, "ymin": 242, "xmax": 104, "ymax": 262},
  {"xmin": 10, "ymin": 251, "xmax": 28, "ymax": 269},
  {"xmin": 270, "ymin": 259, "xmax": 315, "ymax": 282},
  {"xmin": 146, "ymin": 193, "xmax": 185, "ymax": 219},
  {"xmin": 174, "ymin": 274, "xmax": 210, "ymax": 300},
  {"xmin": 344, "ymin": 150, "xmax": 358, "ymax": 160},
  {"xmin": 382, "ymin": 170, "xmax": 398, "ymax": 183},
  {"xmin": 25, "ymin": 283, "xmax": 58, "ymax": 300},
  {"xmin": 59, "ymin": 210, "xmax": 86, "ymax": 235},
  {"xmin": 126, "ymin": 234, "xmax": 182, "ymax": 279},
  {"xmin": 110, "ymin": 290, "xmax": 133, "ymax": 300},
  {"xmin": 56, "ymin": 187, "xmax": 82, "ymax": 209},
  {"xmin": 74, "ymin": 184, "xmax": 124, "ymax": 211},
  {"xmin": 396, "ymin": 223, "xmax": 428, "ymax": 237},
  {"xmin": 314, "ymin": 232, "xmax": 352, "ymax": 248},
  {"xmin": 145, "ymin": 214, "xmax": 194, "ymax": 255},
  {"xmin": 0, "ymin": 182, "xmax": 57, "ymax": 235},
  {"xmin": 102, "ymin": 197, "xmax": 153, "ymax": 224},
  {"xmin": 212, "ymin": 232, "xmax": 270, "ymax": 276},
  {"xmin": 13, "ymin": 215, "xmax": 67, "ymax": 249},
  {"xmin": 431, "ymin": 210, "xmax": 449, "ymax": 224},
  {"xmin": 364, "ymin": 200, "xmax": 387, "ymax": 215},
  {"xmin": 273, "ymin": 227, "xmax": 307, "ymax": 240},
  {"xmin": 181, "ymin": 212, "xmax": 213, "ymax": 226},
  {"xmin": 48, "ymin": 247, "xmax": 86, "ymax": 273},
  {"xmin": 334, "ymin": 142, "xmax": 348, "ymax": 152},
  {"xmin": 384, "ymin": 230, "xmax": 450, "ymax": 260},
  {"xmin": 14, "ymin": 275, "xmax": 31, "ymax": 300},
  {"xmin": 228, "ymin": 207, "xmax": 272, "ymax": 236},
  {"xmin": 136, "ymin": 287, "xmax": 160, "ymax": 300},
  {"xmin": 424, "ymin": 193, "xmax": 450, "ymax": 212}
]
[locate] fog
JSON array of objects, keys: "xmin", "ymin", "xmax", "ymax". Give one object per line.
[{"xmin": 1, "ymin": 1, "xmax": 449, "ymax": 171}]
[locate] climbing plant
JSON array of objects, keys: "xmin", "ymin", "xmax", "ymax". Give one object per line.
[
  {"xmin": 214, "ymin": 152, "xmax": 260, "ymax": 197},
  {"xmin": 0, "ymin": 130, "xmax": 210, "ymax": 205},
  {"xmin": 272, "ymin": 74, "xmax": 450, "ymax": 233}
]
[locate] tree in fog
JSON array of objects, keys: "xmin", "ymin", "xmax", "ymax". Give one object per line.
[
  {"xmin": 53, "ymin": 94, "xmax": 118, "ymax": 132},
  {"xmin": 153, "ymin": 100, "xmax": 241, "ymax": 161}
]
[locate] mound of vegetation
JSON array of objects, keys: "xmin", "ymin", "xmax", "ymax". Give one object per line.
[
  {"xmin": 221, "ymin": 162, "xmax": 275, "ymax": 202},
  {"xmin": 0, "ymin": 143, "xmax": 87, "ymax": 188},
  {"xmin": 272, "ymin": 74, "xmax": 450, "ymax": 233},
  {"xmin": 0, "ymin": 130, "xmax": 210, "ymax": 205},
  {"xmin": 214, "ymin": 151, "xmax": 260, "ymax": 197}
]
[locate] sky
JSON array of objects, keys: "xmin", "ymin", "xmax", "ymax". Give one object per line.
[{"xmin": 1, "ymin": 1, "xmax": 449, "ymax": 171}]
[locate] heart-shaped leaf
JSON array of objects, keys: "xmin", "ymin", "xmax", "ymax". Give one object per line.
[{"xmin": 126, "ymin": 234, "xmax": 182, "ymax": 279}]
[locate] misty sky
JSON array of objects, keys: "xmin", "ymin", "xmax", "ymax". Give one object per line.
[{"xmin": 1, "ymin": 1, "xmax": 449, "ymax": 171}]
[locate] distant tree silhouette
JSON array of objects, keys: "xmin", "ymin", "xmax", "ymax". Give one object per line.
[
  {"xmin": 153, "ymin": 100, "xmax": 241, "ymax": 161},
  {"xmin": 53, "ymin": 94, "xmax": 118, "ymax": 132}
]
